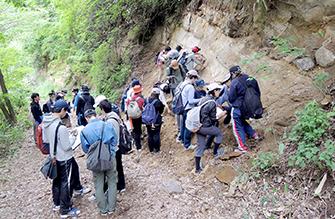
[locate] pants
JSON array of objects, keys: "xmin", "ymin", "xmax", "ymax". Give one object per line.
[
  {"xmin": 146, "ymin": 124, "xmax": 162, "ymax": 152},
  {"xmin": 205, "ymin": 123, "xmax": 219, "ymax": 149},
  {"xmin": 116, "ymin": 150, "xmax": 125, "ymax": 191},
  {"xmin": 231, "ymin": 108, "xmax": 255, "ymax": 150},
  {"xmin": 70, "ymin": 158, "xmax": 83, "ymax": 196},
  {"xmin": 176, "ymin": 114, "xmax": 183, "ymax": 140},
  {"xmin": 132, "ymin": 117, "xmax": 142, "ymax": 150},
  {"xmin": 195, "ymin": 126, "xmax": 223, "ymax": 157},
  {"xmin": 52, "ymin": 158, "xmax": 73, "ymax": 214},
  {"xmin": 93, "ymin": 157, "xmax": 117, "ymax": 213},
  {"xmin": 181, "ymin": 110, "xmax": 192, "ymax": 148},
  {"xmin": 33, "ymin": 121, "xmax": 39, "ymax": 144}
]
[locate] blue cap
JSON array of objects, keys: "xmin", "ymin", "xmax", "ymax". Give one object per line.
[
  {"xmin": 131, "ymin": 79, "xmax": 140, "ymax": 87},
  {"xmin": 229, "ymin": 65, "xmax": 241, "ymax": 74},
  {"xmin": 53, "ymin": 100, "xmax": 69, "ymax": 111},
  {"xmin": 195, "ymin": 79, "xmax": 206, "ymax": 87},
  {"xmin": 84, "ymin": 109, "xmax": 96, "ymax": 118}
]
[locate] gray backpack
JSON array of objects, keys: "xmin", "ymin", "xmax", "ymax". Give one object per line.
[{"xmin": 82, "ymin": 123, "xmax": 113, "ymax": 172}]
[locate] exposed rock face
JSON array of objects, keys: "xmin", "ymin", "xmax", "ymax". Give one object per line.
[
  {"xmin": 293, "ymin": 57, "xmax": 315, "ymax": 71},
  {"xmin": 315, "ymin": 46, "xmax": 335, "ymax": 67}
]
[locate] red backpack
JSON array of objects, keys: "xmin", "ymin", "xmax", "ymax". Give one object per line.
[{"xmin": 36, "ymin": 124, "xmax": 49, "ymax": 155}]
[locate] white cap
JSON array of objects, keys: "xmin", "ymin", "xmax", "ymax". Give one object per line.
[
  {"xmin": 222, "ymin": 73, "xmax": 231, "ymax": 83},
  {"xmin": 94, "ymin": 95, "xmax": 107, "ymax": 108},
  {"xmin": 151, "ymin": 87, "xmax": 161, "ymax": 95},
  {"xmin": 207, "ymin": 83, "xmax": 223, "ymax": 92}
]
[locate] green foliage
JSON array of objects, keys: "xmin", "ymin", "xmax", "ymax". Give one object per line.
[
  {"xmin": 271, "ymin": 37, "xmax": 305, "ymax": 58},
  {"xmin": 241, "ymin": 51, "xmax": 267, "ymax": 65},
  {"xmin": 288, "ymin": 101, "xmax": 335, "ymax": 170},
  {"xmin": 313, "ymin": 71, "xmax": 330, "ymax": 94},
  {"xmin": 252, "ymin": 152, "xmax": 278, "ymax": 171}
]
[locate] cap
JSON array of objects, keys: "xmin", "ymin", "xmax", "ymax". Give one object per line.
[
  {"xmin": 84, "ymin": 109, "xmax": 96, "ymax": 118},
  {"xmin": 229, "ymin": 65, "xmax": 241, "ymax": 74},
  {"xmin": 151, "ymin": 87, "xmax": 161, "ymax": 95},
  {"xmin": 192, "ymin": 46, "xmax": 201, "ymax": 53},
  {"xmin": 186, "ymin": 70, "xmax": 199, "ymax": 78},
  {"xmin": 94, "ymin": 95, "xmax": 107, "ymax": 108},
  {"xmin": 53, "ymin": 99, "xmax": 69, "ymax": 111},
  {"xmin": 195, "ymin": 79, "xmax": 206, "ymax": 87},
  {"xmin": 222, "ymin": 73, "xmax": 231, "ymax": 83},
  {"xmin": 133, "ymin": 85, "xmax": 143, "ymax": 94},
  {"xmin": 207, "ymin": 82, "xmax": 223, "ymax": 92}
]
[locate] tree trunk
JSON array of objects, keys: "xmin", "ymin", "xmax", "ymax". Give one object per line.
[{"xmin": 0, "ymin": 69, "xmax": 17, "ymax": 125}]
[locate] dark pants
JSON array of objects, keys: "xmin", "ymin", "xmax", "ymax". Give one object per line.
[
  {"xmin": 132, "ymin": 117, "xmax": 142, "ymax": 150},
  {"xmin": 181, "ymin": 110, "xmax": 192, "ymax": 148},
  {"xmin": 52, "ymin": 158, "xmax": 73, "ymax": 214},
  {"xmin": 231, "ymin": 108, "xmax": 255, "ymax": 150},
  {"xmin": 196, "ymin": 126, "xmax": 223, "ymax": 157},
  {"xmin": 146, "ymin": 124, "xmax": 162, "ymax": 152},
  {"xmin": 116, "ymin": 150, "xmax": 125, "ymax": 191},
  {"xmin": 70, "ymin": 158, "xmax": 82, "ymax": 196}
]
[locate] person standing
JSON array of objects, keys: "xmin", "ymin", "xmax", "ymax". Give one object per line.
[
  {"xmin": 43, "ymin": 90, "xmax": 56, "ymax": 114},
  {"xmin": 43, "ymin": 100, "xmax": 80, "ymax": 218},
  {"xmin": 166, "ymin": 59, "xmax": 185, "ymax": 97},
  {"xmin": 80, "ymin": 109, "xmax": 118, "ymax": 216},
  {"xmin": 30, "ymin": 93, "xmax": 43, "ymax": 145},
  {"xmin": 76, "ymin": 85, "xmax": 95, "ymax": 126},
  {"xmin": 228, "ymin": 65, "xmax": 260, "ymax": 153}
]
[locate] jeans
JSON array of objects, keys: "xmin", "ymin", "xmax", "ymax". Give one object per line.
[
  {"xmin": 52, "ymin": 158, "xmax": 73, "ymax": 214},
  {"xmin": 196, "ymin": 126, "xmax": 223, "ymax": 157},
  {"xmin": 93, "ymin": 157, "xmax": 117, "ymax": 213},
  {"xmin": 176, "ymin": 114, "xmax": 183, "ymax": 140},
  {"xmin": 70, "ymin": 158, "xmax": 83, "ymax": 196},
  {"xmin": 231, "ymin": 107, "xmax": 255, "ymax": 150},
  {"xmin": 116, "ymin": 150, "xmax": 125, "ymax": 191},
  {"xmin": 146, "ymin": 124, "xmax": 162, "ymax": 152},
  {"xmin": 181, "ymin": 110, "xmax": 192, "ymax": 148},
  {"xmin": 132, "ymin": 117, "xmax": 142, "ymax": 150}
]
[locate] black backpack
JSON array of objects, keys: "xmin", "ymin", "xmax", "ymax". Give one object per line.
[
  {"xmin": 80, "ymin": 95, "xmax": 94, "ymax": 113},
  {"xmin": 239, "ymin": 77, "xmax": 263, "ymax": 119},
  {"xmin": 110, "ymin": 117, "xmax": 133, "ymax": 154}
]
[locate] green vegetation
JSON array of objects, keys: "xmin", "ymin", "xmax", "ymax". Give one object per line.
[
  {"xmin": 313, "ymin": 71, "xmax": 330, "ymax": 94},
  {"xmin": 252, "ymin": 151, "xmax": 278, "ymax": 171},
  {"xmin": 271, "ymin": 37, "xmax": 305, "ymax": 58}
]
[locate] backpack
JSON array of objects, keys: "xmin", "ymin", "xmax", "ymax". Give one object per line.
[
  {"xmin": 82, "ymin": 123, "xmax": 114, "ymax": 172},
  {"xmin": 127, "ymin": 96, "xmax": 142, "ymax": 119},
  {"xmin": 42, "ymin": 103, "xmax": 49, "ymax": 113},
  {"xmin": 186, "ymin": 99, "xmax": 216, "ymax": 133},
  {"xmin": 36, "ymin": 124, "xmax": 50, "ymax": 155},
  {"xmin": 110, "ymin": 117, "xmax": 133, "ymax": 154},
  {"xmin": 80, "ymin": 95, "xmax": 94, "ymax": 113},
  {"xmin": 142, "ymin": 99, "xmax": 159, "ymax": 125},
  {"xmin": 177, "ymin": 51, "xmax": 188, "ymax": 66},
  {"xmin": 172, "ymin": 83, "xmax": 190, "ymax": 115},
  {"xmin": 239, "ymin": 77, "xmax": 263, "ymax": 119}
]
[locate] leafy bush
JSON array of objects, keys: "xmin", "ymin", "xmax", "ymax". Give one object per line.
[
  {"xmin": 288, "ymin": 101, "xmax": 335, "ymax": 170},
  {"xmin": 271, "ymin": 37, "xmax": 305, "ymax": 58},
  {"xmin": 252, "ymin": 151, "xmax": 278, "ymax": 171}
]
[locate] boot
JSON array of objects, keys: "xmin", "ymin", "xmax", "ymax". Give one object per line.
[
  {"xmin": 195, "ymin": 157, "xmax": 202, "ymax": 173},
  {"xmin": 213, "ymin": 143, "xmax": 220, "ymax": 156}
]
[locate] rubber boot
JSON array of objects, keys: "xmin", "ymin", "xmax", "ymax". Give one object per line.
[{"xmin": 195, "ymin": 157, "xmax": 202, "ymax": 173}]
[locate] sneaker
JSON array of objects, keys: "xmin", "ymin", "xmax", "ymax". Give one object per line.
[
  {"xmin": 176, "ymin": 137, "xmax": 182, "ymax": 143},
  {"xmin": 73, "ymin": 187, "xmax": 91, "ymax": 196},
  {"xmin": 60, "ymin": 207, "xmax": 80, "ymax": 218},
  {"xmin": 88, "ymin": 194, "xmax": 96, "ymax": 202},
  {"xmin": 195, "ymin": 168, "xmax": 202, "ymax": 174},
  {"xmin": 52, "ymin": 205, "xmax": 60, "ymax": 212},
  {"xmin": 234, "ymin": 146, "xmax": 248, "ymax": 153},
  {"xmin": 100, "ymin": 211, "xmax": 108, "ymax": 216},
  {"xmin": 214, "ymin": 148, "xmax": 225, "ymax": 159},
  {"xmin": 108, "ymin": 210, "xmax": 115, "ymax": 215},
  {"xmin": 118, "ymin": 188, "xmax": 126, "ymax": 193}
]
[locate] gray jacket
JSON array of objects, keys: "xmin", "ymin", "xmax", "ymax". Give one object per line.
[
  {"xmin": 43, "ymin": 114, "xmax": 74, "ymax": 161},
  {"xmin": 166, "ymin": 65, "xmax": 184, "ymax": 89},
  {"xmin": 199, "ymin": 96, "xmax": 217, "ymax": 128},
  {"xmin": 105, "ymin": 112, "xmax": 120, "ymax": 148}
]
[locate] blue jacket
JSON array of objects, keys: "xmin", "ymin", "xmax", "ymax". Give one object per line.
[
  {"xmin": 80, "ymin": 118, "xmax": 117, "ymax": 157},
  {"xmin": 229, "ymin": 74, "xmax": 261, "ymax": 111}
]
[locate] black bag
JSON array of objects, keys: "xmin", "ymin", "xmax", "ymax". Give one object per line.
[
  {"xmin": 40, "ymin": 122, "xmax": 62, "ymax": 179},
  {"xmin": 239, "ymin": 77, "xmax": 263, "ymax": 119},
  {"xmin": 172, "ymin": 84, "xmax": 189, "ymax": 115},
  {"xmin": 110, "ymin": 117, "xmax": 133, "ymax": 155}
]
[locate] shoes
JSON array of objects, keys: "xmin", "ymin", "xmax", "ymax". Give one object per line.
[
  {"xmin": 234, "ymin": 146, "xmax": 248, "ymax": 153},
  {"xmin": 185, "ymin": 144, "xmax": 197, "ymax": 151},
  {"xmin": 52, "ymin": 205, "xmax": 60, "ymax": 212},
  {"xmin": 60, "ymin": 207, "xmax": 80, "ymax": 218},
  {"xmin": 73, "ymin": 187, "xmax": 91, "ymax": 197},
  {"xmin": 100, "ymin": 212, "xmax": 108, "ymax": 217},
  {"xmin": 195, "ymin": 168, "xmax": 202, "ymax": 174},
  {"xmin": 176, "ymin": 137, "xmax": 182, "ymax": 143},
  {"xmin": 118, "ymin": 188, "xmax": 126, "ymax": 193},
  {"xmin": 108, "ymin": 211, "xmax": 115, "ymax": 215},
  {"xmin": 88, "ymin": 194, "xmax": 96, "ymax": 202},
  {"xmin": 214, "ymin": 148, "xmax": 225, "ymax": 159}
]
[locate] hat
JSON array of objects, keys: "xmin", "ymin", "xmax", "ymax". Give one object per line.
[
  {"xmin": 94, "ymin": 95, "xmax": 107, "ymax": 108},
  {"xmin": 84, "ymin": 109, "xmax": 96, "ymax": 118},
  {"xmin": 170, "ymin": 60, "xmax": 179, "ymax": 70},
  {"xmin": 229, "ymin": 65, "xmax": 242, "ymax": 74},
  {"xmin": 195, "ymin": 79, "xmax": 206, "ymax": 87},
  {"xmin": 81, "ymin": 84, "xmax": 90, "ymax": 92},
  {"xmin": 151, "ymin": 87, "xmax": 161, "ymax": 95},
  {"xmin": 131, "ymin": 79, "xmax": 140, "ymax": 87},
  {"xmin": 222, "ymin": 73, "xmax": 231, "ymax": 83},
  {"xmin": 207, "ymin": 83, "xmax": 223, "ymax": 92},
  {"xmin": 53, "ymin": 99, "xmax": 69, "ymax": 111},
  {"xmin": 192, "ymin": 46, "xmax": 201, "ymax": 53},
  {"xmin": 186, "ymin": 70, "xmax": 199, "ymax": 78},
  {"xmin": 133, "ymin": 85, "xmax": 143, "ymax": 94}
]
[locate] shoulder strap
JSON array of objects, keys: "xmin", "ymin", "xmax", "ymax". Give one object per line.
[
  {"xmin": 100, "ymin": 122, "xmax": 105, "ymax": 141},
  {"xmin": 53, "ymin": 122, "xmax": 62, "ymax": 156},
  {"xmin": 81, "ymin": 131, "xmax": 90, "ymax": 145}
]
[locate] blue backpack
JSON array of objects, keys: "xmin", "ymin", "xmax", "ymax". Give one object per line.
[{"xmin": 142, "ymin": 99, "xmax": 159, "ymax": 125}]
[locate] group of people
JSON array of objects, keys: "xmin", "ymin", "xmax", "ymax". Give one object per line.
[{"xmin": 29, "ymin": 44, "xmax": 262, "ymax": 218}]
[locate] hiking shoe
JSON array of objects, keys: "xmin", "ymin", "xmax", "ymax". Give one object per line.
[
  {"xmin": 88, "ymin": 194, "xmax": 96, "ymax": 202},
  {"xmin": 52, "ymin": 205, "xmax": 60, "ymax": 212},
  {"xmin": 100, "ymin": 212, "xmax": 108, "ymax": 217},
  {"xmin": 188, "ymin": 144, "xmax": 197, "ymax": 150},
  {"xmin": 195, "ymin": 168, "xmax": 202, "ymax": 174},
  {"xmin": 60, "ymin": 207, "xmax": 80, "ymax": 218},
  {"xmin": 234, "ymin": 147, "xmax": 248, "ymax": 153},
  {"xmin": 214, "ymin": 148, "xmax": 225, "ymax": 159},
  {"xmin": 73, "ymin": 187, "xmax": 91, "ymax": 197},
  {"xmin": 118, "ymin": 188, "xmax": 126, "ymax": 194},
  {"xmin": 176, "ymin": 137, "xmax": 182, "ymax": 143}
]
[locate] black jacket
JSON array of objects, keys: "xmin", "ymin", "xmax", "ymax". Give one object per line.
[
  {"xmin": 76, "ymin": 93, "xmax": 95, "ymax": 115},
  {"xmin": 30, "ymin": 101, "xmax": 43, "ymax": 123},
  {"xmin": 199, "ymin": 96, "xmax": 217, "ymax": 128}
]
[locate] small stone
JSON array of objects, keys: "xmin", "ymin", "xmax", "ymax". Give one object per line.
[
  {"xmin": 321, "ymin": 95, "xmax": 333, "ymax": 106},
  {"xmin": 315, "ymin": 46, "xmax": 335, "ymax": 67},
  {"xmin": 0, "ymin": 194, "xmax": 6, "ymax": 199},
  {"xmin": 162, "ymin": 180, "xmax": 183, "ymax": 194},
  {"xmin": 293, "ymin": 57, "xmax": 315, "ymax": 71}
]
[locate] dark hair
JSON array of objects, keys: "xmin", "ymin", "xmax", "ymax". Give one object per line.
[
  {"xmin": 48, "ymin": 90, "xmax": 55, "ymax": 96},
  {"xmin": 176, "ymin": 45, "xmax": 182, "ymax": 52},
  {"xmin": 164, "ymin": 46, "xmax": 171, "ymax": 52},
  {"xmin": 55, "ymin": 95, "xmax": 63, "ymax": 101},
  {"xmin": 72, "ymin": 88, "xmax": 79, "ymax": 93},
  {"xmin": 99, "ymin": 100, "xmax": 112, "ymax": 113},
  {"xmin": 31, "ymin": 93, "xmax": 39, "ymax": 100},
  {"xmin": 208, "ymin": 88, "xmax": 220, "ymax": 96}
]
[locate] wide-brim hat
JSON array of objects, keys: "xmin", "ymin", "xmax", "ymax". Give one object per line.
[
  {"xmin": 133, "ymin": 85, "xmax": 143, "ymax": 94},
  {"xmin": 186, "ymin": 70, "xmax": 199, "ymax": 78},
  {"xmin": 222, "ymin": 73, "xmax": 231, "ymax": 83},
  {"xmin": 207, "ymin": 82, "xmax": 223, "ymax": 92},
  {"xmin": 94, "ymin": 95, "xmax": 107, "ymax": 108}
]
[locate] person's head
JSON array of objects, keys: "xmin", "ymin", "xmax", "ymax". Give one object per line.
[
  {"xmin": 48, "ymin": 90, "xmax": 56, "ymax": 101},
  {"xmin": 192, "ymin": 46, "xmax": 201, "ymax": 53},
  {"xmin": 81, "ymin": 84, "xmax": 90, "ymax": 93},
  {"xmin": 131, "ymin": 79, "xmax": 141, "ymax": 87},
  {"xmin": 176, "ymin": 45, "xmax": 182, "ymax": 52},
  {"xmin": 94, "ymin": 95, "xmax": 107, "ymax": 108},
  {"xmin": 53, "ymin": 99, "xmax": 69, "ymax": 119},
  {"xmin": 98, "ymin": 99, "xmax": 112, "ymax": 115},
  {"xmin": 229, "ymin": 65, "xmax": 242, "ymax": 79},
  {"xmin": 72, "ymin": 88, "xmax": 79, "ymax": 96},
  {"xmin": 55, "ymin": 92, "xmax": 64, "ymax": 101},
  {"xmin": 186, "ymin": 70, "xmax": 199, "ymax": 84},
  {"xmin": 195, "ymin": 79, "xmax": 206, "ymax": 90},
  {"xmin": 221, "ymin": 73, "xmax": 232, "ymax": 87},
  {"xmin": 151, "ymin": 87, "xmax": 160, "ymax": 99},
  {"xmin": 84, "ymin": 109, "xmax": 97, "ymax": 122},
  {"xmin": 159, "ymin": 83, "xmax": 170, "ymax": 94},
  {"xmin": 170, "ymin": 60, "xmax": 179, "ymax": 70},
  {"xmin": 133, "ymin": 85, "xmax": 143, "ymax": 95},
  {"xmin": 207, "ymin": 83, "xmax": 223, "ymax": 98},
  {"xmin": 164, "ymin": 46, "xmax": 171, "ymax": 53},
  {"xmin": 31, "ymin": 93, "xmax": 40, "ymax": 103}
]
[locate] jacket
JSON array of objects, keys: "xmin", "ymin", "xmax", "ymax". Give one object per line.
[
  {"xmin": 76, "ymin": 93, "xmax": 95, "ymax": 115},
  {"xmin": 146, "ymin": 97, "xmax": 165, "ymax": 125},
  {"xmin": 180, "ymin": 81, "xmax": 201, "ymax": 111},
  {"xmin": 229, "ymin": 74, "xmax": 261, "ymax": 112},
  {"xmin": 80, "ymin": 118, "xmax": 117, "ymax": 157},
  {"xmin": 199, "ymin": 96, "xmax": 217, "ymax": 128},
  {"xmin": 30, "ymin": 101, "xmax": 43, "ymax": 124},
  {"xmin": 166, "ymin": 65, "xmax": 185, "ymax": 89},
  {"xmin": 126, "ymin": 94, "xmax": 145, "ymax": 111},
  {"xmin": 105, "ymin": 112, "xmax": 121, "ymax": 147},
  {"xmin": 43, "ymin": 114, "xmax": 74, "ymax": 162}
]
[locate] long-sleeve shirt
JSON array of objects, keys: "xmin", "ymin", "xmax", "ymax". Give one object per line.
[
  {"xmin": 30, "ymin": 101, "xmax": 43, "ymax": 124},
  {"xmin": 80, "ymin": 118, "xmax": 117, "ymax": 157},
  {"xmin": 199, "ymin": 96, "xmax": 217, "ymax": 128},
  {"xmin": 181, "ymin": 81, "xmax": 201, "ymax": 111}
]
